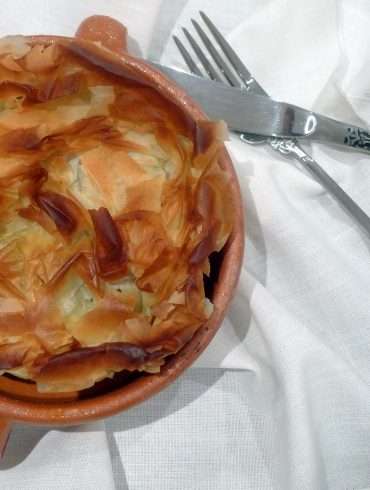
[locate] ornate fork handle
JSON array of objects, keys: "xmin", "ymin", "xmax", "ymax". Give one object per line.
[{"xmin": 265, "ymin": 137, "xmax": 370, "ymax": 239}]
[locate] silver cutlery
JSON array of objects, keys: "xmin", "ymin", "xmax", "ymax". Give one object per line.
[
  {"xmin": 170, "ymin": 11, "xmax": 370, "ymax": 239},
  {"xmin": 148, "ymin": 66, "xmax": 370, "ymax": 147}
]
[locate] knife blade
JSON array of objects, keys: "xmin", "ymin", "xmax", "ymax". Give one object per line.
[{"xmin": 148, "ymin": 62, "xmax": 370, "ymax": 153}]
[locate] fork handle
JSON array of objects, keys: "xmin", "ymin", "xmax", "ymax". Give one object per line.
[{"xmin": 267, "ymin": 137, "xmax": 370, "ymax": 239}]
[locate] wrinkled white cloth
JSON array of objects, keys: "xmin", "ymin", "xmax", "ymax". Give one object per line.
[{"xmin": 0, "ymin": 0, "xmax": 369, "ymax": 489}]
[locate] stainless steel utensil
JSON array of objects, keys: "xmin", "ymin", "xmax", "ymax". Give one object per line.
[{"xmin": 171, "ymin": 11, "xmax": 370, "ymax": 239}]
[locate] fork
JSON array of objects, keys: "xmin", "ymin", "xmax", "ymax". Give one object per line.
[{"xmin": 173, "ymin": 11, "xmax": 370, "ymax": 240}]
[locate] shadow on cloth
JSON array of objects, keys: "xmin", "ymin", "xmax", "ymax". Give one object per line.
[
  {"xmin": 0, "ymin": 421, "xmax": 111, "ymax": 470},
  {"xmin": 105, "ymin": 368, "xmax": 226, "ymax": 490},
  {"xmin": 0, "ymin": 369, "xmax": 224, "ymax": 479},
  {"xmin": 0, "ymin": 425, "xmax": 47, "ymax": 470}
]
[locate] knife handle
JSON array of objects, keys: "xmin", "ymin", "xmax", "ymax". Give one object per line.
[
  {"xmin": 312, "ymin": 115, "xmax": 370, "ymax": 153},
  {"xmin": 267, "ymin": 137, "xmax": 370, "ymax": 239}
]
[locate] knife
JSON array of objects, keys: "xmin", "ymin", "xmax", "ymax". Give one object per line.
[{"xmin": 148, "ymin": 62, "xmax": 370, "ymax": 154}]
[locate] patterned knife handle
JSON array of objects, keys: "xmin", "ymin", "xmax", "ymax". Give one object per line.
[
  {"xmin": 344, "ymin": 128, "xmax": 370, "ymax": 150},
  {"xmin": 312, "ymin": 115, "xmax": 370, "ymax": 153}
]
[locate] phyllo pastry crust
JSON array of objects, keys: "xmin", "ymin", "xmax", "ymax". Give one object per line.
[{"xmin": 0, "ymin": 35, "xmax": 234, "ymax": 392}]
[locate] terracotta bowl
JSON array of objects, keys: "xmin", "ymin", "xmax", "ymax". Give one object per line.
[{"xmin": 0, "ymin": 15, "xmax": 244, "ymax": 457}]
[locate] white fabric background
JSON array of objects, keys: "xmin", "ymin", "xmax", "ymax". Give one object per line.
[{"xmin": 0, "ymin": 0, "xmax": 369, "ymax": 489}]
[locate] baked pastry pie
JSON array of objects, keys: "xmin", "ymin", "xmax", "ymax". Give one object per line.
[{"xmin": 0, "ymin": 35, "xmax": 234, "ymax": 392}]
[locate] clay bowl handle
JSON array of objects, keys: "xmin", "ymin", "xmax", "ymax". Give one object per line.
[
  {"xmin": 75, "ymin": 15, "xmax": 128, "ymax": 55},
  {"xmin": 0, "ymin": 418, "xmax": 12, "ymax": 458}
]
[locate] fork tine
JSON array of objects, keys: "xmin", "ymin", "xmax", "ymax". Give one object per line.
[
  {"xmin": 199, "ymin": 11, "xmax": 266, "ymax": 95},
  {"xmin": 182, "ymin": 27, "xmax": 222, "ymax": 82},
  {"xmin": 191, "ymin": 19, "xmax": 242, "ymax": 88},
  {"xmin": 173, "ymin": 35, "xmax": 203, "ymax": 77}
]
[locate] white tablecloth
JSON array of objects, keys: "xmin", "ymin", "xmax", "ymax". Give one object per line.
[{"xmin": 0, "ymin": 1, "xmax": 369, "ymax": 489}]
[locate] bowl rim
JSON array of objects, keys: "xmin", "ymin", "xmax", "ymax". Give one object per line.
[{"xmin": 0, "ymin": 34, "xmax": 245, "ymax": 425}]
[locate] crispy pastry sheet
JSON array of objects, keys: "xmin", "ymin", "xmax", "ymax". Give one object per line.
[{"xmin": 0, "ymin": 36, "xmax": 234, "ymax": 392}]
